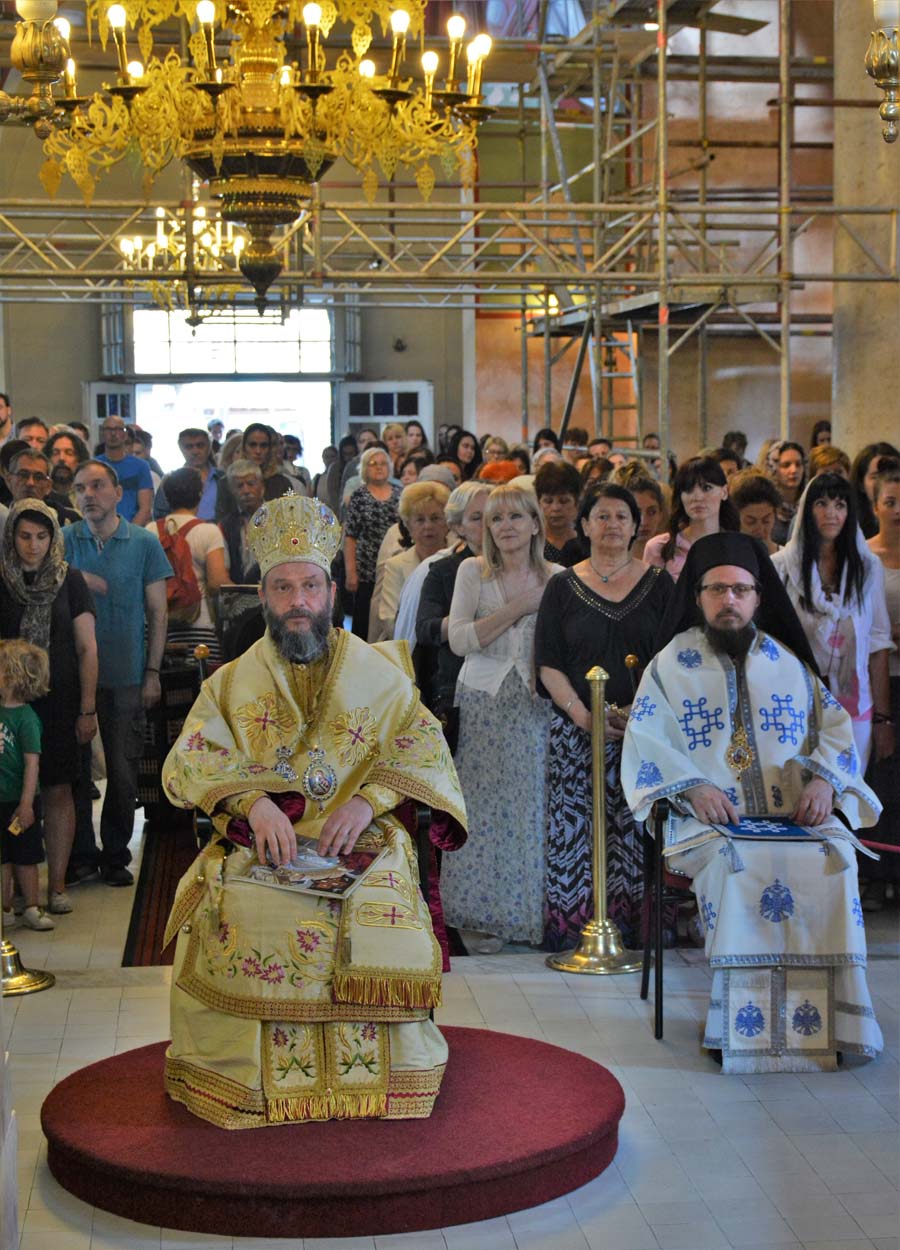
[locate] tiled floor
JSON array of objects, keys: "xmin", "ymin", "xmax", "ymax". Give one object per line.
[{"xmin": 3, "ymin": 818, "xmax": 898, "ymax": 1250}]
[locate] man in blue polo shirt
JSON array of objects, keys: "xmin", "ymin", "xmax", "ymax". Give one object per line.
[
  {"xmin": 97, "ymin": 414, "xmax": 154, "ymax": 525},
  {"xmin": 64, "ymin": 460, "xmax": 171, "ymax": 885}
]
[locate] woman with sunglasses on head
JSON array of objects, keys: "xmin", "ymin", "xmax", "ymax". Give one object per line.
[
  {"xmin": 773, "ymin": 472, "xmax": 893, "ymax": 772},
  {"xmin": 442, "ymin": 484, "xmax": 561, "ymax": 952}
]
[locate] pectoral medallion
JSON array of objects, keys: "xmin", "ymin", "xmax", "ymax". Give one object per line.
[
  {"xmin": 302, "ymin": 746, "xmax": 338, "ymax": 813},
  {"xmin": 273, "ymin": 745, "xmax": 298, "ymax": 783},
  {"xmin": 726, "ymin": 725, "xmax": 755, "ymax": 781}
]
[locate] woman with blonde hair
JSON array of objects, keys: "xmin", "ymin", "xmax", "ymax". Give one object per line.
[
  {"xmin": 370, "ymin": 480, "xmax": 450, "ymax": 642},
  {"xmin": 381, "ymin": 422, "xmax": 407, "ymax": 474},
  {"xmin": 443, "ymin": 485, "xmax": 562, "ymax": 950}
]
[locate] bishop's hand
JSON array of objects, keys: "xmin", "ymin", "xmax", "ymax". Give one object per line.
[
  {"xmin": 249, "ymin": 796, "xmax": 298, "ymax": 867},
  {"xmin": 792, "ymin": 776, "xmax": 833, "ymax": 827},
  {"xmin": 317, "ymin": 796, "xmax": 375, "ymax": 858},
  {"xmin": 685, "ymin": 784, "xmax": 739, "ymax": 826}
]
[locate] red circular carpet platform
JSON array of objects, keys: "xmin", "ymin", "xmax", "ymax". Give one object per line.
[{"xmin": 41, "ymin": 1026, "xmax": 624, "ymax": 1238}]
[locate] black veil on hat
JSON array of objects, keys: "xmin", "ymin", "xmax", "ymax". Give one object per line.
[{"xmin": 654, "ymin": 531, "xmax": 819, "ymax": 675}]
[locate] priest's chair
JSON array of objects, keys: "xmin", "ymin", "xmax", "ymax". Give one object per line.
[{"xmin": 640, "ymin": 799, "xmax": 693, "ymax": 1040}]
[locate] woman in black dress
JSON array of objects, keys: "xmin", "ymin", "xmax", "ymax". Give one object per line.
[
  {"xmin": 535, "ymin": 483, "xmax": 673, "ymax": 950},
  {"xmin": 0, "ymin": 500, "xmax": 97, "ymax": 914}
]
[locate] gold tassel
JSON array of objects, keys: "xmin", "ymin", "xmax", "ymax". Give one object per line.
[
  {"xmin": 332, "ymin": 972, "xmax": 442, "ymax": 1010},
  {"xmin": 267, "ymin": 1091, "xmax": 388, "ymax": 1123}
]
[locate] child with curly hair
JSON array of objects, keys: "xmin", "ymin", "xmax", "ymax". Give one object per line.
[{"xmin": 0, "ymin": 638, "xmax": 52, "ymax": 931}]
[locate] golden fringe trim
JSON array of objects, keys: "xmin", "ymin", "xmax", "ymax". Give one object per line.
[
  {"xmin": 332, "ymin": 971, "xmax": 442, "ymax": 1010},
  {"xmin": 267, "ymin": 1091, "xmax": 388, "ymax": 1123}
]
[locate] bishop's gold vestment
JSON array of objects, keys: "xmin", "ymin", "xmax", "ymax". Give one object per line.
[{"xmin": 161, "ymin": 628, "xmax": 466, "ymax": 1129}]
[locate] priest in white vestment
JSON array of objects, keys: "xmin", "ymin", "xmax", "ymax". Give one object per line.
[{"xmin": 622, "ymin": 532, "xmax": 884, "ymax": 1072}]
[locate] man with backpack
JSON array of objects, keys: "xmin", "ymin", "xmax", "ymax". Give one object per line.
[
  {"xmin": 147, "ymin": 466, "xmax": 230, "ymax": 659},
  {"xmin": 64, "ymin": 460, "xmax": 171, "ymax": 886}
]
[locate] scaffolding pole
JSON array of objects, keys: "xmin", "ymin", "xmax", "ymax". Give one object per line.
[
  {"xmin": 657, "ymin": 0, "xmax": 670, "ymax": 463},
  {"xmin": 779, "ymin": 0, "xmax": 793, "ymax": 440}
]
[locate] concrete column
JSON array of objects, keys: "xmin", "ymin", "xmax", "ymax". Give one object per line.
[{"xmin": 832, "ymin": 0, "xmax": 900, "ymax": 448}]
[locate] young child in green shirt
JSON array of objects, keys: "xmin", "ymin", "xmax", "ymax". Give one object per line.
[{"xmin": 0, "ymin": 639, "xmax": 52, "ymax": 931}]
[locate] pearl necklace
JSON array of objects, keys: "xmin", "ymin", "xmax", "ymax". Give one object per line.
[{"xmin": 589, "ymin": 555, "xmax": 632, "ymax": 584}]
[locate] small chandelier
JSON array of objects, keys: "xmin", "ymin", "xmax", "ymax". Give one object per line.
[
  {"xmin": 118, "ymin": 194, "xmax": 250, "ymax": 319},
  {"xmin": 0, "ymin": 0, "xmax": 493, "ymax": 307},
  {"xmin": 866, "ymin": 0, "xmax": 900, "ymax": 142}
]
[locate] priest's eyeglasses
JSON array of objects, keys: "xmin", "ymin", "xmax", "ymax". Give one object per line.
[{"xmin": 698, "ymin": 582, "xmax": 759, "ymax": 600}]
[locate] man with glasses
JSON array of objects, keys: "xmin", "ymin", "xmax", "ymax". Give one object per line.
[
  {"xmin": 9, "ymin": 449, "xmax": 79, "ymax": 525},
  {"xmin": 623, "ymin": 531, "xmax": 884, "ymax": 1072},
  {"xmin": 96, "ymin": 414, "xmax": 153, "ymax": 526}
]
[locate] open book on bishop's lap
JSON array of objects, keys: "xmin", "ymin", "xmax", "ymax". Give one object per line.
[
  {"xmin": 721, "ymin": 817, "xmax": 818, "ymax": 841},
  {"xmin": 231, "ymin": 841, "xmax": 388, "ymax": 899}
]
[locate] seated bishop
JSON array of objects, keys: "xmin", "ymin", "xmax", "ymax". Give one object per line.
[
  {"xmin": 622, "ymin": 532, "xmax": 884, "ymax": 1073},
  {"xmin": 161, "ymin": 494, "xmax": 467, "ymax": 1128}
]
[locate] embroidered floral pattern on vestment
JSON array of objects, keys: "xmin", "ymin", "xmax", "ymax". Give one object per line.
[
  {"xmin": 234, "ymin": 692, "xmax": 296, "ymax": 753},
  {"xmin": 330, "ymin": 706, "xmax": 378, "ymax": 766}
]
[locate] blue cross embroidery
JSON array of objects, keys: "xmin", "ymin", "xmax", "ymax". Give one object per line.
[
  {"xmin": 678, "ymin": 696, "xmax": 725, "ymax": 751},
  {"xmin": 759, "ymin": 637, "xmax": 779, "ymax": 661},
  {"xmin": 851, "ymin": 897, "xmax": 864, "ymax": 927},
  {"xmin": 791, "ymin": 1000, "xmax": 822, "ymax": 1036},
  {"xmin": 676, "ymin": 648, "xmax": 702, "ymax": 670},
  {"xmin": 759, "ymin": 879, "xmax": 794, "ymax": 922},
  {"xmin": 700, "ymin": 894, "xmax": 717, "ymax": 931},
  {"xmin": 759, "ymin": 694, "xmax": 806, "ymax": 746},
  {"xmin": 635, "ymin": 760, "xmax": 663, "ymax": 789},
  {"xmin": 724, "ymin": 786, "xmax": 739, "ymax": 806},
  {"xmin": 743, "ymin": 818, "xmax": 789, "ymax": 835},
  {"xmin": 837, "ymin": 747, "xmax": 857, "ymax": 775},
  {"xmin": 771, "ymin": 784, "xmax": 784, "ymax": 808},
  {"xmin": 735, "ymin": 1001, "xmax": 766, "ymax": 1038},
  {"xmin": 630, "ymin": 695, "xmax": 657, "ymax": 723}
]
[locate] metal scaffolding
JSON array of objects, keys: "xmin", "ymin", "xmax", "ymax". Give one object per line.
[{"xmin": 0, "ymin": 0, "xmax": 888, "ymax": 443}]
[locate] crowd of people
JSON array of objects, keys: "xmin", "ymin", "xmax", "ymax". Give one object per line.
[{"xmin": 0, "ymin": 397, "xmax": 896, "ymax": 1036}]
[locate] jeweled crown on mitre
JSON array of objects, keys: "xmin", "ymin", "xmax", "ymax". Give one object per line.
[{"xmin": 247, "ymin": 494, "xmax": 341, "ymax": 578}]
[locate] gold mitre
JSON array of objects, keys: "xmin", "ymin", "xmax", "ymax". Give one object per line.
[{"xmin": 247, "ymin": 495, "xmax": 341, "ymax": 578}]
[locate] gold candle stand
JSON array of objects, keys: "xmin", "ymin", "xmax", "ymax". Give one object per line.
[{"xmin": 546, "ymin": 665, "xmax": 643, "ymax": 975}]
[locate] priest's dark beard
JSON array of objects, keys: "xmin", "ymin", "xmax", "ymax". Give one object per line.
[
  {"xmin": 702, "ymin": 620, "xmax": 755, "ymax": 660},
  {"xmin": 264, "ymin": 602, "xmax": 331, "ymax": 664}
]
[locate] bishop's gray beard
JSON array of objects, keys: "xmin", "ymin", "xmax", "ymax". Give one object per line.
[
  {"xmin": 264, "ymin": 602, "xmax": 331, "ymax": 664},
  {"xmin": 702, "ymin": 620, "xmax": 755, "ymax": 661}
]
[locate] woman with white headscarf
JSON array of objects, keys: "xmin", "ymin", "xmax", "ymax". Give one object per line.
[
  {"xmin": 0, "ymin": 500, "xmax": 98, "ymax": 917},
  {"xmin": 772, "ymin": 473, "xmax": 894, "ymax": 771}
]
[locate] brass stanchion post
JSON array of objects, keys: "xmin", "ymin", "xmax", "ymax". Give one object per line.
[
  {"xmin": 546, "ymin": 665, "xmax": 643, "ymax": 975},
  {"xmin": 2, "ymin": 915, "xmax": 55, "ymax": 997}
]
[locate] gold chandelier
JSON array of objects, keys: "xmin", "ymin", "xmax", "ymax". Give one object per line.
[
  {"xmin": 118, "ymin": 193, "xmax": 249, "ymax": 321},
  {"xmin": 0, "ymin": 0, "xmax": 493, "ymax": 306},
  {"xmin": 867, "ymin": 0, "xmax": 900, "ymax": 142}
]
